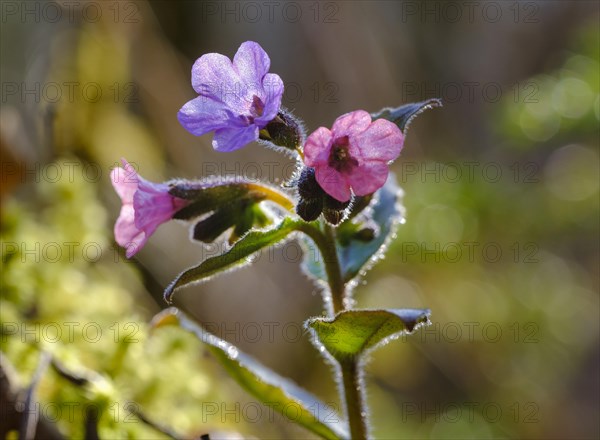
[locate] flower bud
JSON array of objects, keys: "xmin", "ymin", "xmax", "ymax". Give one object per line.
[
  {"xmin": 295, "ymin": 167, "xmax": 350, "ymax": 225},
  {"xmin": 323, "ymin": 194, "xmax": 350, "ymax": 226},
  {"xmin": 297, "ymin": 167, "xmax": 325, "ymax": 200},
  {"xmin": 259, "ymin": 110, "xmax": 304, "ymax": 151},
  {"xmin": 296, "ymin": 199, "xmax": 323, "ymax": 222}
]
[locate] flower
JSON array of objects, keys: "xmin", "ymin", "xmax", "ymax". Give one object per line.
[
  {"xmin": 111, "ymin": 159, "xmax": 189, "ymax": 258},
  {"xmin": 303, "ymin": 110, "xmax": 404, "ymax": 202},
  {"xmin": 178, "ymin": 41, "xmax": 284, "ymax": 152}
]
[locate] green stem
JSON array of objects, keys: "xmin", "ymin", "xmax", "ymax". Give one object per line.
[
  {"xmin": 296, "ymin": 222, "xmax": 344, "ymax": 314},
  {"xmin": 297, "ymin": 221, "xmax": 369, "ymax": 439},
  {"xmin": 341, "ymin": 360, "xmax": 369, "ymax": 440},
  {"xmin": 322, "ymin": 223, "xmax": 346, "ymax": 314}
]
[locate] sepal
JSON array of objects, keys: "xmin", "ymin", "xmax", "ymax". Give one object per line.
[
  {"xmin": 168, "ymin": 179, "xmax": 288, "ymax": 245},
  {"xmin": 259, "ymin": 109, "xmax": 305, "ymax": 151}
]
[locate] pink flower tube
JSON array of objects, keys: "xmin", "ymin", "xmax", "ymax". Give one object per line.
[{"xmin": 111, "ymin": 159, "xmax": 189, "ymax": 258}]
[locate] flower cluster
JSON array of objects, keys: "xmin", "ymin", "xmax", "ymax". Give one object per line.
[{"xmin": 112, "ymin": 41, "xmax": 409, "ymax": 256}]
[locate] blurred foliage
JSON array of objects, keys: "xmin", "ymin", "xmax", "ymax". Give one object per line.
[
  {"xmin": 48, "ymin": 19, "xmax": 164, "ymax": 178},
  {"xmin": 498, "ymin": 22, "xmax": 599, "ymax": 145},
  {"xmin": 0, "ymin": 162, "xmax": 260, "ymax": 438},
  {"xmin": 357, "ymin": 20, "xmax": 599, "ymax": 440}
]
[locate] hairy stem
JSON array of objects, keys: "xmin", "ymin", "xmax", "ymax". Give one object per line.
[
  {"xmin": 296, "ymin": 222, "xmax": 344, "ymax": 314},
  {"xmin": 341, "ymin": 360, "xmax": 369, "ymax": 440},
  {"xmin": 322, "ymin": 223, "xmax": 346, "ymax": 314},
  {"xmin": 297, "ymin": 221, "xmax": 369, "ymax": 439}
]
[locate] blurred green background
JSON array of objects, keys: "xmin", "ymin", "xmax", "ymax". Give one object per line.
[{"xmin": 1, "ymin": 1, "xmax": 598, "ymax": 439}]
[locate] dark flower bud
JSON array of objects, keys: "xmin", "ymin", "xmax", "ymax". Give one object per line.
[
  {"xmin": 296, "ymin": 199, "xmax": 323, "ymax": 222},
  {"xmin": 322, "ymin": 194, "xmax": 350, "ymax": 225},
  {"xmin": 323, "ymin": 208, "xmax": 344, "ymax": 225},
  {"xmin": 297, "ymin": 167, "xmax": 325, "ymax": 201},
  {"xmin": 193, "ymin": 208, "xmax": 237, "ymax": 242},
  {"xmin": 259, "ymin": 110, "xmax": 304, "ymax": 151},
  {"xmin": 324, "ymin": 194, "xmax": 350, "ymax": 211},
  {"xmin": 295, "ymin": 166, "xmax": 351, "ymax": 224}
]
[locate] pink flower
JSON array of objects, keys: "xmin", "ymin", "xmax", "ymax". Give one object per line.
[
  {"xmin": 110, "ymin": 159, "xmax": 189, "ymax": 258},
  {"xmin": 303, "ymin": 110, "xmax": 404, "ymax": 202}
]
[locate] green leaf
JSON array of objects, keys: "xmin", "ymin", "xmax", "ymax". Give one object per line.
[
  {"xmin": 164, "ymin": 218, "xmax": 299, "ymax": 303},
  {"xmin": 371, "ymin": 99, "xmax": 442, "ymax": 132},
  {"xmin": 306, "ymin": 309, "xmax": 431, "ymax": 362},
  {"xmin": 152, "ymin": 308, "xmax": 347, "ymax": 440},
  {"xmin": 302, "ymin": 174, "xmax": 404, "ymax": 283}
]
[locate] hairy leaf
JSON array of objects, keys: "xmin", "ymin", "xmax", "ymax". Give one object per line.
[
  {"xmin": 306, "ymin": 309, "xmax": 431, "ymax": 362},
  {"xmin": 164, "ymin": 218, "xmax": 299, "ymax": 303},
  {"xmin": 371, "ymin": 99, "xmax": 442, "ymax": 132},
  {"xmin": 152, "ymin": 308, "xmax": 347, "ymax": 440}
]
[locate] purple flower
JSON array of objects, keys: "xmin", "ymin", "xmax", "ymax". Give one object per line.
[
  {"xmin": 111, "ymin": 159, "xmax": 189, "ymax": 258},
  {"xmin": 303, "ymin": 110, "xmax": 404, "ymax": 202},
  {"xmin": 178, "ymin": 41, "xmax": 284, "ymax": 152}
]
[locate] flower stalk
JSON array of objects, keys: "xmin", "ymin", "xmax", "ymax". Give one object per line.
[
  {"xmin": 295, "ymin": 222, "xmax": 344, "ymax": 314},
  {"xmin": 341, "ymin": 360, "xmax": 369, "ymax": 440},
  {"xmin": 322, "ymin": 224, "xmax": 370, "ymax": 440},
  {"xmin": 297, "ymin": 221, "xmax": 370, "ymax": 439}
]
